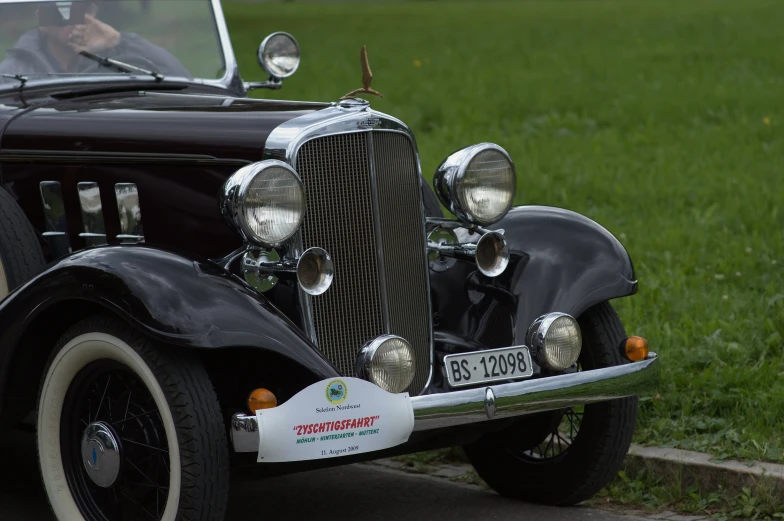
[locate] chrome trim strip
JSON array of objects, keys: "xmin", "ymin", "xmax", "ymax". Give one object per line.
[
  {"xmin": 114, "ymin": 183, "xmax": 144, "ymax": 243},
  {"xmin": 265, "ymin": 100, "xmax": 412, "ymax": 163},
  {"xmin": 290, "ymin": 230, "xmax": 317, "ymax": 344},
  {"xmin": 39, "ymin": 181, "xmax": 71, "ymax": 257},
  {"xmin": 365, "ymin": 132, "xmax": 391, "ymax": 329},
  {"xmin": 77, "ymin": 182, "xmax": 107, "ymax": 246},
  {"xmin": 230, "ymin": 354, "xmax": 660, "ymax": 452},
  {"xmin": 264, "ymin": 101, "xmax": 435, "ymax": 393}
]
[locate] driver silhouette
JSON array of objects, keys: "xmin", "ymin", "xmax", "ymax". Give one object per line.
[{"xmin": 0, "ymin": 1, "xmax": 190, "ymax": 78}]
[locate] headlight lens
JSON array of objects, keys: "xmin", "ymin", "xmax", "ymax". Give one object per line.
[
  {"xmin": 356, "ymin": 335, "xmax": 416, "ymax": 394},
  {"xmin": 221, "ymin": 160, "xmax": 305, "ymax": 246},
  {"xmin": 527, "ymin": 313, "xmax": 582, "ymax": 371},
  {"xmin": 434, "ymin": 143, "xmax": 516, "ymax": 225},
  {"xmin": 258, "ymin": 32, "xmax": 300, "ymax": 79},
  {"xmin": 458, "ymin": 149, "xmax": 516, "ymax": 224}
]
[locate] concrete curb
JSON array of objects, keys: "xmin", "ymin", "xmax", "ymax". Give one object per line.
[
  {"xmin": 624, "ymin": 444, "xmax": 784, "ymax": 498},
  {"xmin": 371, "ymin": 443, "xmax": 784, "ymax": 502}
]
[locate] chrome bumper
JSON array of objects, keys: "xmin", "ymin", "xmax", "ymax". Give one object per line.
[{"xmin": 230, "ymin": 353, "xmax": 659, "ymax": 453}]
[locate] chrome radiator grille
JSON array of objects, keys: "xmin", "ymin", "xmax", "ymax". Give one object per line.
[{"xmin": 296, "ymin": 131, "xmax": 431, "ymax": 394}]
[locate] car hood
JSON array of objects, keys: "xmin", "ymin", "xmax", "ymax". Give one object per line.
[{"xmin": 0, "ymin": 90, "xmax": 330, "ymax": 161}]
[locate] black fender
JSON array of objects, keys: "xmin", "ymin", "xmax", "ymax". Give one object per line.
[
  {"xmin": 430, "ymin": 205, "xmax": 636, "ymax": 355},
  {"xmin": 0, "ymin": 246, "xmax": 340, "ymax": 404}
]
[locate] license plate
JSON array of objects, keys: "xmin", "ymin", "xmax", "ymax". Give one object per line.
[{"xmin": 444, "ymin": 346, "xmax": 534, "ymax": 388}]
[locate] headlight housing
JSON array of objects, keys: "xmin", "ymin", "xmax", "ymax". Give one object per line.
[
  {"xmin": 527, "ymin": 313, "xmax": 582, "ymax": 371},
  {"xmin": 356, "ymin": 335, "xmax": 416, "ymax": 394},
  {"xmin": 221, "ymin": 160, "xmax": 305, "ymax": 247},
  {"xmin": 433, "ymin": 143, "xmax": 516, "ymax": 225},
  {"xmin": 258, "ymin": 32, "xmax": 301, "ymax": 79}
]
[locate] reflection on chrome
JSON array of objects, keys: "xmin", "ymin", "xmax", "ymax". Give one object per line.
[
  {"xmin": 39, "ymin": 180, "xmax": 71, "ymax": 257},
  {"xmin": 77, "ymin": 182, "xmax": 107, "ymax": 247},
  {"xmin": 411, "ymin": 354, "xmax": 659, "ymax": 431},
  {"xmin": 427, "ymin": 230, "xmax": 509, "ymax": 277},
  {"xmin": 114, "ymin": 183, "xmax": 144, "ymax": 243}
]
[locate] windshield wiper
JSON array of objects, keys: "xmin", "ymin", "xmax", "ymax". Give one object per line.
[
  {"xmin": 1, "ymin": 73, "xmax": 28, "ymax": 88},
  {"xmin": 79, "ymin": 51, "xmax": 164, "ymax": 82}
]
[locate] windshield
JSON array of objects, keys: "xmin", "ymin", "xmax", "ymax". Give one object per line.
[{"xmin": 0, "ymin": 0, "xmax": 226, "ymax": 86}]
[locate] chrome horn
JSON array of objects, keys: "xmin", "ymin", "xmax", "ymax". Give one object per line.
[
  {"xmin": 241, "ymin": 247, "xmax": 334, "ymax": 295},
  {"xmin": 296, "ymin": 247, "xmax": 334, "ymax": 296},
  {"xmin": 427, "ymin": 230, "xmax": 510, "ymax": 277},
  {"xmin": 474, "ymin": 232, "xmax": 510, "ymax": 277}
]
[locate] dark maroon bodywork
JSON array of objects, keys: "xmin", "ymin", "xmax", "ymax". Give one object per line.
[
  {"xmin": 0, "ymin": 86, "xmax": 328, "ymax": 258},
  {"xmin": 0, "ymin": 84, "xmax": 637, "ymax": 454}
]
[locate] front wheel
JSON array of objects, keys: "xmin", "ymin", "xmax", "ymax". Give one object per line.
[
  {"xmin": 463, "ymin": 302, "xmax": 638, "ymax": 506},
  {"xmin": 37, "ymin": 316, "xmax": 230, "ymax": 521}
]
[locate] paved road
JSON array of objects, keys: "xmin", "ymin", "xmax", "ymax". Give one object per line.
[{"xmin": 0, "ymin": 431, "xmax": 645, "ymax": 521}]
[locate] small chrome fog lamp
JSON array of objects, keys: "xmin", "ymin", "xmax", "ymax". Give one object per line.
[
  {"xmin": 258, "ymin": 32, "xmax": 300, "ymax": 79},
  {"xmin": 356, "ymin": 335, "xmax": 416, "ymax": 393},
  {"xmin": 475, "ymin": 231, "xmax": 509, "ymax": 277},
  {"xmin": 297, "ymin": 247, "xmax": 334, "ymax": 296},
  {"xmin": 434, "ymin": 143, "xmax": 516, "ymax": 225},
  {"xmin": 527, "ymin": 313, "xmax": 582, "ymax": 371},
  {"xmin": 221, "ymin": 160, "xmax": 305, "ymax": 247}
]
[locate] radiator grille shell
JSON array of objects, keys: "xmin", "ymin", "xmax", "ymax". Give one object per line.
[{"xmin": 295, "ymin": 131, "xmax": 432, "ymax": 394}]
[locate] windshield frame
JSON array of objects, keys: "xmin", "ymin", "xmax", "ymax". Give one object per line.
[{"xmin": 0, "ymin": 0, "xmax": 244, "ymax": 95}]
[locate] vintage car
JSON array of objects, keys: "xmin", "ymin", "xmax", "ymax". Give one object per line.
[{"xmin": 0, "ymin": 0, "xmax": 660, "ymax": 519}]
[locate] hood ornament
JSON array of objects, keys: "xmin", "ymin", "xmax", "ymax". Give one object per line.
[{"xmin": 340, "ymin": 46, "xmax": 384, "ymax": 100}]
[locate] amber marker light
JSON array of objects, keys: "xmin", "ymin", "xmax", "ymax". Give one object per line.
[
  {"xmin": 248, "ymin": 388, "xmax": 277, "ymax": 413},
  {"xmin": 624, "ymin": 336, "xmax": 650, "ymax": 362}
]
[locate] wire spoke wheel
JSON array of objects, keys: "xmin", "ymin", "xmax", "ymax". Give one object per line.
[
  {"xmin": 520, "ymin": 362, "xmax": 584, "ymax": 461},
  {"xmin": 37, "ymin": 318, "xmax": 230, "ymax": 521},
  {"xmin": 520, "ymin": 406, "xmax": 584, "ymax": 461},
  {"xmin": 61, "ymin": 360, "xmax": 170, "ymax": 521},
  {"xmin": 462, "ymin": 302, "xmax": 639, "ymax": 506}
]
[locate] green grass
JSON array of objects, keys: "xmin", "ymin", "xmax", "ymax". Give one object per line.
[
  {"xmin": 225, "ymin": 0, "xmax": 784, "ymax": 463},
  {"xmin": 592, "ymin": 469, "xmax": 784, "ymax": 520}
]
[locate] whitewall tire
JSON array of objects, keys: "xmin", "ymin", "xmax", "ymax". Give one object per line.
[{"xmin": 37, "ymin": 317, "xmax": 230, "ymax": 521}]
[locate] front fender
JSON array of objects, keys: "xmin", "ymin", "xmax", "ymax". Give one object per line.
[
  {"xmin": 0, "ymin": 246, "xmax": 340, "ymax": 391},
  {"xmin": 430, "ymin": 206, "xmax": 636, "ymax": 352}
]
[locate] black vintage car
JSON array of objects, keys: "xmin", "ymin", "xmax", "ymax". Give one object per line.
[{"xmin": 0, "ymin": 0, "xmax": 660, "ymax": 519}]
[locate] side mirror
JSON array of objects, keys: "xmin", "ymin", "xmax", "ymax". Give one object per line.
[{"xmin": 245, "ymin": 32, "xmax": 300, "ymax": 92}]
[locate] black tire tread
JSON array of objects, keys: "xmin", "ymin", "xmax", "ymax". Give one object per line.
[
  {"xmin": 0, "ymin": 187, "xmax": 45, "ymax": 290},
  {"xmin": 464, "ymin": 301, "xmax": 638, "ymax": 506},
  {"xmin": 38, "ymin": 315, "xmax": 230, "ymax": 521}
]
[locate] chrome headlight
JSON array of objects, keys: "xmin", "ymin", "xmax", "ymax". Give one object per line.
[
  {"xmin": 221, "ymin": 160, "xmax": 305, "ymax": 247},
  {"xmin": 356, "ymin": 335, "xmax": 416, "ymax": 393},
  {"xmin": 433, "ymin": 143, "xmax": 516, "ymax": 225},
  {"xmin": 258, "ymin": 32, "xmax": 300, "ymax": 79},
  {"xmin": 527, "ymin": 313, "xmax": 582, "ymax": 371}
]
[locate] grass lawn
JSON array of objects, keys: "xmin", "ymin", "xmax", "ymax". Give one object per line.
[{"xmin": 224, "ymin": 0, "xmax": 784, "ymax": 464}]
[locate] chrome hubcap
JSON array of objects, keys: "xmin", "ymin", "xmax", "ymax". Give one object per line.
[{"xmin": 81, "ymin": 421, "xmax": 121, "ymax": 488}]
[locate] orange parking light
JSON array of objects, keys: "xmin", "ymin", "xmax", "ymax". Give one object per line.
[
  {"xmin": 248, "ymin": 388, "xmax": 277, "ymax": 413},
  {"xmin": 624, "ymin": 336, "xmax": 649, "ymax": 362}
]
